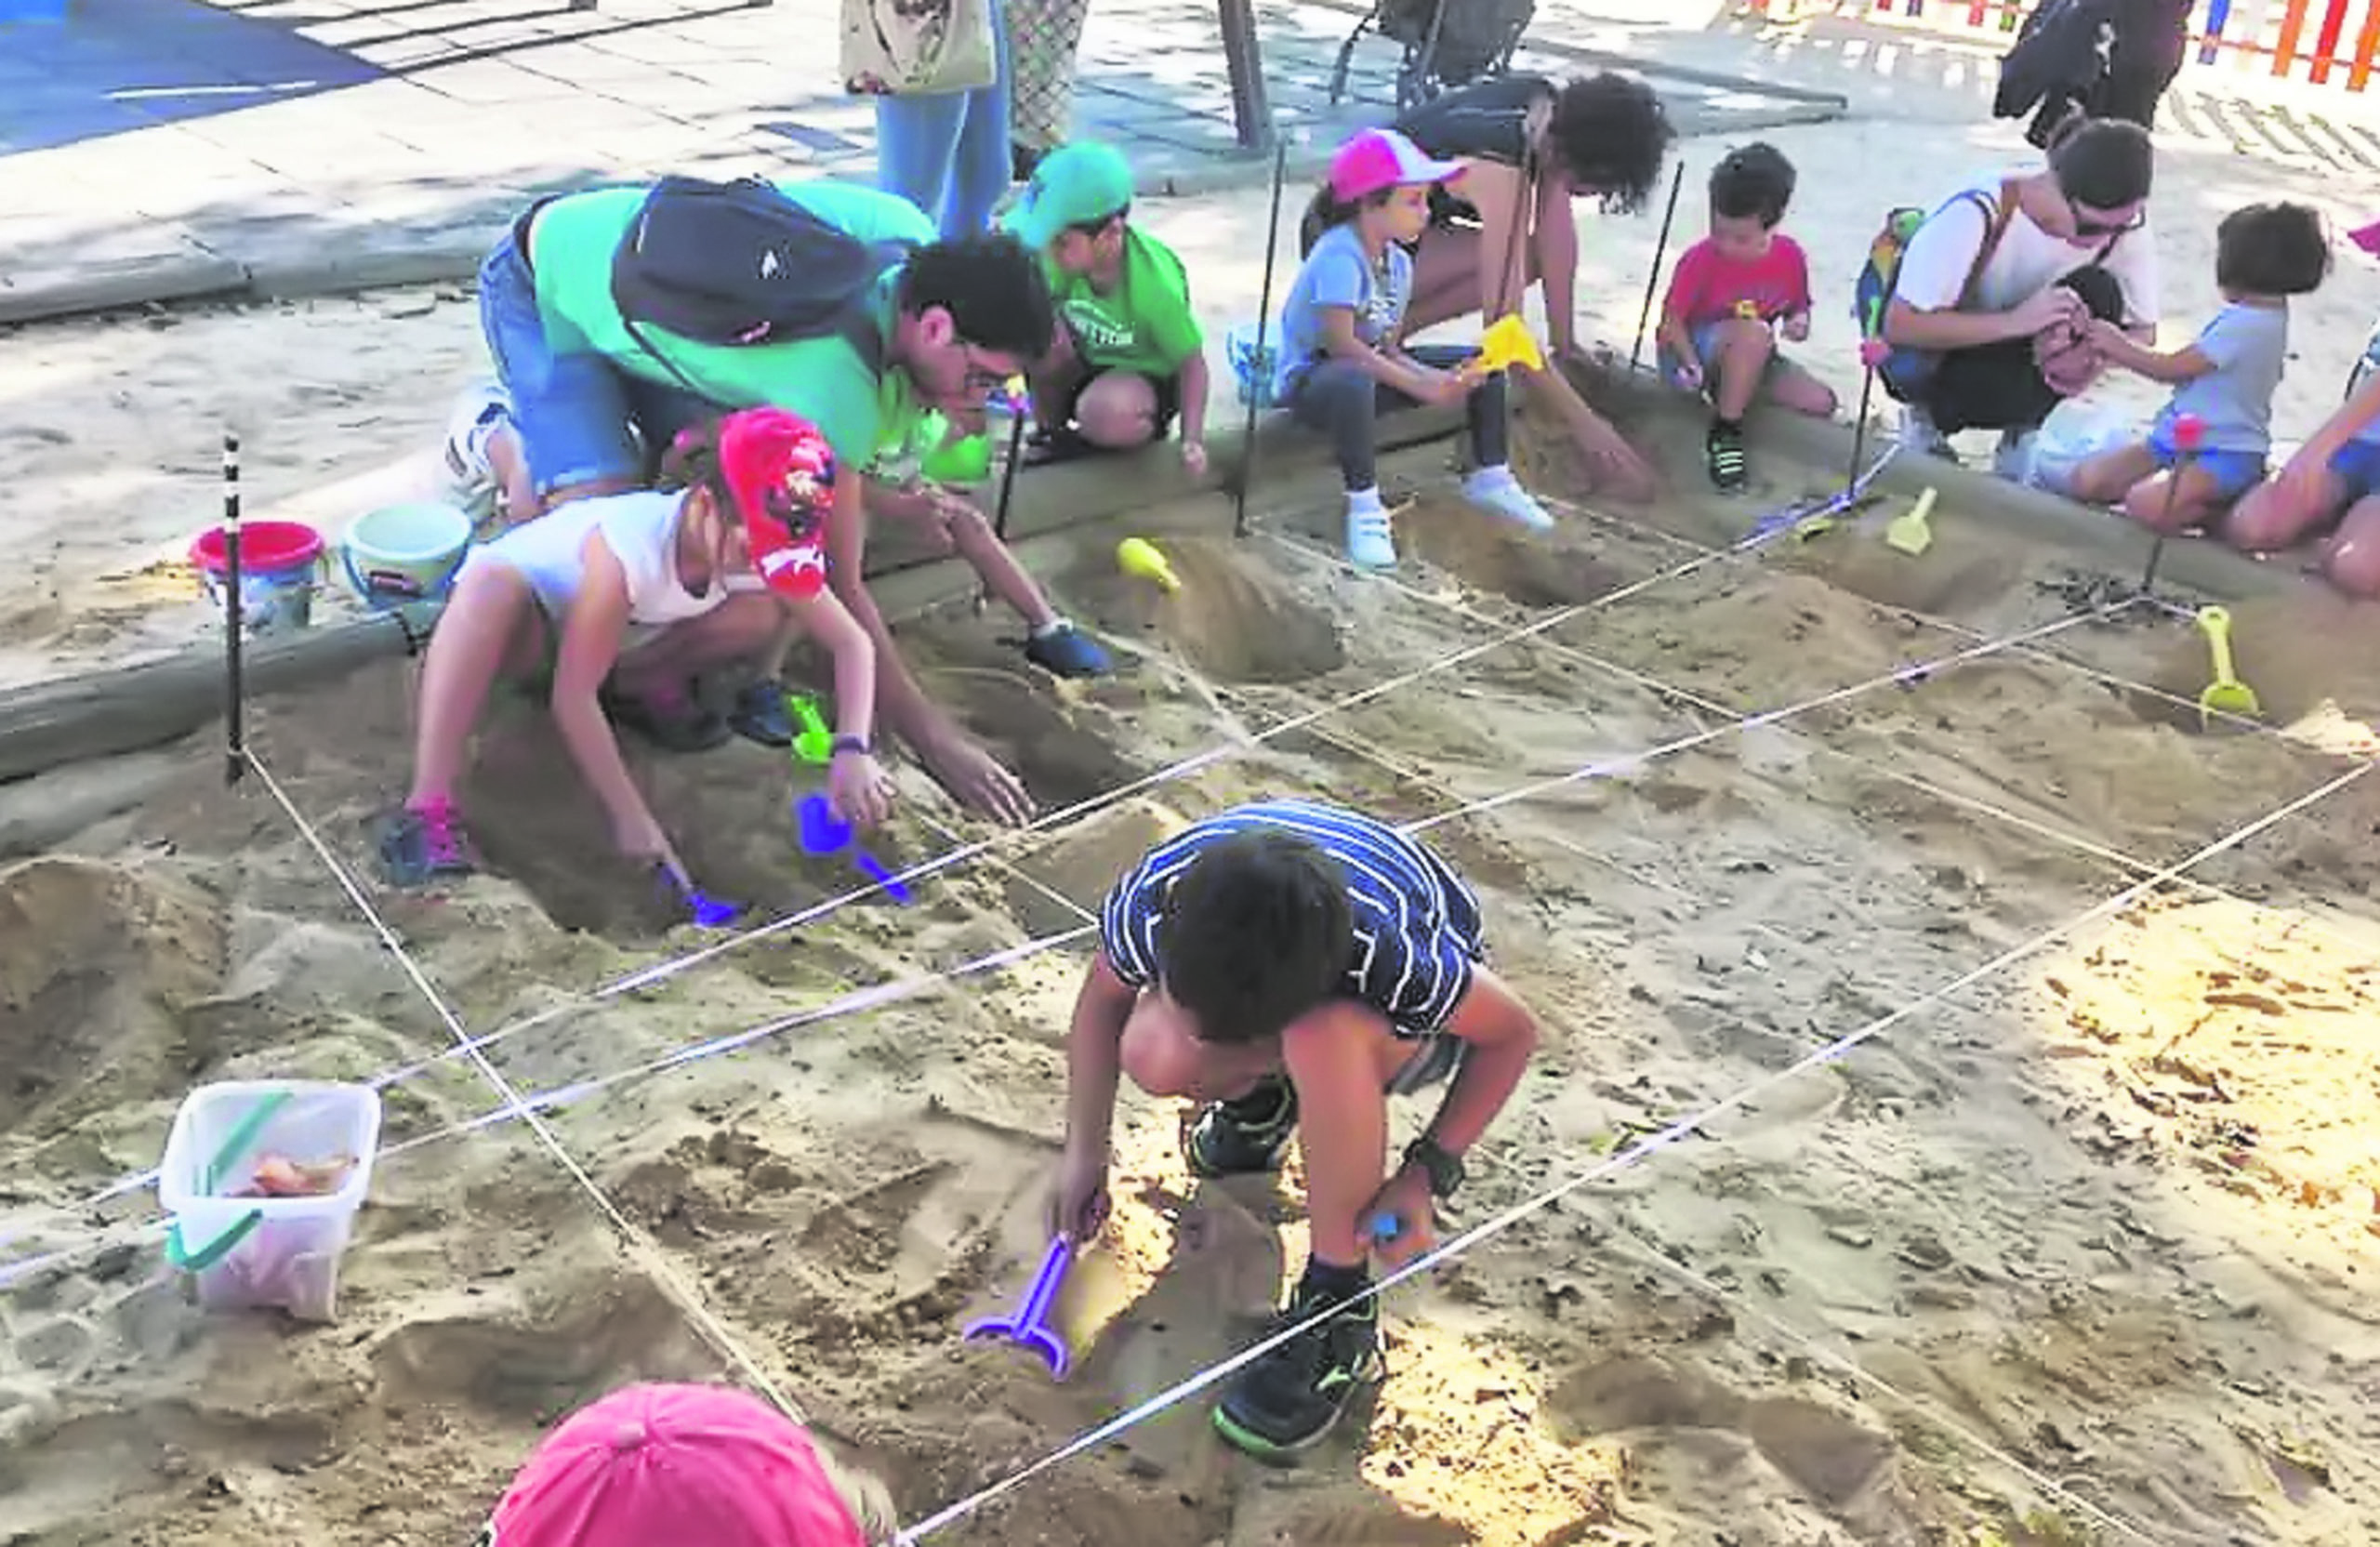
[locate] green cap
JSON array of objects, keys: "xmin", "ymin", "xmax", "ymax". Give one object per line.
[{"xmin": 1002, "ymin": 141, "xmax": 1136, "ymax": 251}]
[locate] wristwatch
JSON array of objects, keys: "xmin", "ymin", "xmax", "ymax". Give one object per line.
[
  {"xmin": 830, "ymin": 735, "xmax": 870, "ymax": 758},
  {"xmin": 1402, "ymin": 1136, "xmax": 1465, "ymax": 1200}
]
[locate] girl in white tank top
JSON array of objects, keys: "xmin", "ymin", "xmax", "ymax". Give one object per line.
[{"xmin": 376, "ymin": 408, "xmax": 892, "ymax": 913}]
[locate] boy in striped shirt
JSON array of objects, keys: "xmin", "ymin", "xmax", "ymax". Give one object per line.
[{"xmin": 1048, "ymin": 799, "xmax": 1543, "ymax": 1461}]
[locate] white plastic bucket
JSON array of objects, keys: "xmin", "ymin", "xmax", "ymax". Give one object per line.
[
  {"xmin": 342, "ymin": 502, "xmax": 472, "ymax": 609},
  {"xmin": 158, "ymin": 1080, "xmax": 382, "ymax": 1323},
  {"xmin": 2024, "ymin": 400, "xmax": 2137, "ymax": 498},
  {"xmin": 1225, "ymin": 323, "xmax": 1279, "ymax": 410}
]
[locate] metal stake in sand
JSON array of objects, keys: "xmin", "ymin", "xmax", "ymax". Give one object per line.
[
  {"xmin": 964, "ymin": 1236, "xmax": 1074, "ymax": 1379},
  {"xmin": 1234, "ymin": 139, "xmax": 1290, "ymax": 540},
  {"xmin": 2139, "ymin": 412, "xmax": 2204, "ymax": 596},
  {"xmin": 1626, "ymin": 161, "xmax": 1688, "ymax": 379},
  {"xmin": 984, "ymin": 380, "xmax": 1032, "ymax": 614},
  {"xmin": 1846, "ymin": 336, "xmax": 1887, "ymax": 502},
  {"xmin": 221, "ymin": 430, "xmax": 246, "ymax": 787}
]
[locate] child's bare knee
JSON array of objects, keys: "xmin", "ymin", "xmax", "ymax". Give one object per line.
[{"xmin": 2223, "ymin": 486, "xmax": 2294, "ymax": 551}]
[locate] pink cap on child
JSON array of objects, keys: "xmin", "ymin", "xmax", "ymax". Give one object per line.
[
  {"xmin": 483, "ymin": 1384, "xmax": 865, "ymax": 1547},
  {"xmin": 1329, "ymin": 128, "xmax": 1466, "ymax": 202}
]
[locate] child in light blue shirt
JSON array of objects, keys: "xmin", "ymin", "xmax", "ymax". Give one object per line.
[
  {"xmin": 2072, "ymin": 202, "xmax": 2329, "ymax": 534},
  {"xmin": 1276, "ymin": 127, "xmax": 1551, "ymax": 570}
]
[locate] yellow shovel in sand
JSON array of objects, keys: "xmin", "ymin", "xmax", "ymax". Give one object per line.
[
  {"xmin": 1461, "ymin": 315, "xmax": 1546, "ymax": 377},
  {"xmin": 1117, "ymin": 537, "xmax": 1181, "ymax": 593},
  {"xmin": 1884, "ymin": 486, "xmax": 1937, "ymax": 557},
  {"xmin": 2195, "ymin": 605, "xmax": 2262, "ymax": 727}
]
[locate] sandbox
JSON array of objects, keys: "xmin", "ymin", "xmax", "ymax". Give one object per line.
[{"xmin": 1, "ymin": 401, "xmax": 2377, "ymax": 1547}]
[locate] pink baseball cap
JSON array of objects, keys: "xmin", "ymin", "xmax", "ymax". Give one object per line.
[
  {"xmin": 1329, "ymin": 127, "xmax": 1465, "ymax": 202},
  {"xmin": 483, "ymin": 1383, "xmax": 866, "ymax": 1547},
  {"xmin": 2351, "ymin": 218, "xmax": 2380, "ymax": 257}
]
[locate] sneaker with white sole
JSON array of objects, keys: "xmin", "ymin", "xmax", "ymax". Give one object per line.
[
  {"xmin": 1345, "ymin": 497, "xmax": 1397, "ymax": 569},
  {"xmin": 443, "ymin": 380, "xmax": 513, "ymax": 523},
  {"xmin": 1460, "ymin": 466, "xmax": 1554, "ymax": 531},
  {"xmin": 1897, "ymin": 402, "xmax": 1957, "ymax": 462}
]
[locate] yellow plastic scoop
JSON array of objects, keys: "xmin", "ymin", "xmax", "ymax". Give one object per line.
[
  {"xmin": 1884, "ymin": 486, "xmax": 1937, "ymax": 557},
  {"xmin": 1117, "ymin": 536, "xmax": 1180, "ymax": 593},
  {"xmin": 1463, "ymin": 314, "xmax": 1546, "ymax": 377},
  {"xmin": 2195, "ymin": 605, "xmax": 2262, "ymax": 726}
]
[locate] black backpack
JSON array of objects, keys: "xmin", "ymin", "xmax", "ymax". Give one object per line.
[{"xmin": 610, "ymin": 175, "xmax": 914, "ymax": 386}]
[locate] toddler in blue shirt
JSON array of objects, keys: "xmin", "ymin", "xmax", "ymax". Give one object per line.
[{"xmin": 2072, "ymin": 202, "xmax": 2329, "ymax": 534}]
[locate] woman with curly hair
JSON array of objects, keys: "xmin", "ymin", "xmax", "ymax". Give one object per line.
[{"xmin": 1369, "ymin": 70, "xmax": 1676, "ymax": 497}]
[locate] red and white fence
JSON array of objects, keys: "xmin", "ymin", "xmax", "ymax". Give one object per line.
[{"xmin": 1739, "ymin": 0, "xmax": 2380, "ymax": 93}]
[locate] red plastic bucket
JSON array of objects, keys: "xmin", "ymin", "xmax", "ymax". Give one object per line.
[{"xmin": 192, "ymin": 521, "xmax": 324, "ymax": 635}]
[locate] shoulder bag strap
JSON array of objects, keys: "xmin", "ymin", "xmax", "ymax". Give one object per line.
[{"xmin": 1953, "ymin": 179, "xmax": 2022, "ymax": 311}]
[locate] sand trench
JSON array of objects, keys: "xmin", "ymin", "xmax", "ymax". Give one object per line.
[{"xmin": 1, "ymin": 414, "xmax": 2378, "ymax": 1547}]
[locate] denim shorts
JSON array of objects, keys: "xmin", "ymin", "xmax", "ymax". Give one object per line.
[
  {"xmin": 1659, "ymin": 318, "xmax": 1779, "ymax": 390},
  {"xmin": 2331, "ymin": 438, "xmax": 2380, "ymax": 503},
  {"xmin": 477, "ymin": 235, "xmax": 718, "ymax": 496},
  {"xmin": 2150, "ymin": 420, "xmax": 2265, "ymax": 502}
]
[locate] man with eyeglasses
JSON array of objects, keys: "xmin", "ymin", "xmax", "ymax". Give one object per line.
[{"xmin": 467, "ymin": 176, "xmax": 1057, "ymax": 824}]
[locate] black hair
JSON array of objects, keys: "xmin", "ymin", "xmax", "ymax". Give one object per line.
[
  {"xmin": 1709, "ymin": 141, "xmax": 1795, "ymax": 227},
  {"xmin": 2215, "ymin": 202, "xmax": 2330, "ymax": 297},
  {"xmin": 1547, "ymin": 72, "xmax": 1675, "ymax": 214},
  {"xmin": 1298, "ymin": 185, "xmax": 1397, "ymax": 257},
  {"xmin": 2047, "ymin": 117, "xmax": 2153, "ymax": 212},
  {"xmin": 1156, "ymin": 831, "xmax": 1353, "ymax": 1044},
  {"xmin": 896, "ymin": 233, "xmax": 1057, "ymax": 361}
]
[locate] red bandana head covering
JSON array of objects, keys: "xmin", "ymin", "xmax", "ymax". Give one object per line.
[{"xmin": 713, "ymin": 407, "xmax": 836, "ymax": 602}]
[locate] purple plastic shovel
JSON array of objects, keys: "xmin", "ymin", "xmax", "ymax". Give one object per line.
[{"xmin": 963, "ymin": 1237, "xmax": 1073, "ymax": 1380}]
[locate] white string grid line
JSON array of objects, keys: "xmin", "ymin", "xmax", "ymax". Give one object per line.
[
  {"xmin": 1537, "ymin": 489, "xmax": 2280, "ymax": 737},
  {"xmin": 27, "ymin": 588, "xmax": 2359, "ymax": 1543},
  {"xmin": 0, "ymin": 496, "xmax": 1866, "ymax": 1259},
  {"xmin": 1259, "ymin": 524, "xmax": 2355, "ymax": 900},
  {"xmin": 890, "ymin": 756, "xmax": 2375, "ymax": 1543},
  {"xmin": 237, "ymin": 750, "xmax": 807, "ymax": 1422},
  {"xmin": 938, "ymin": 707, "xmax": 2171, "ymax": 1545},
  {"xmin": 0, "ymin": 598, "xmax": 2117, "ymax": 1288}
]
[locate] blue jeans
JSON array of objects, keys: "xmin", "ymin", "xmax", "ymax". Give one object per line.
[
  {"xmin": 2332, "ymin": 438, "xmax": 2380, "ymax": 503},
  {"xmin": 479, "ymin": 234, "xmax": 721, "ymax": 496},
  {"xmin": 873, "ymin": 0, "xmax": 1012, "ymax": 238}
]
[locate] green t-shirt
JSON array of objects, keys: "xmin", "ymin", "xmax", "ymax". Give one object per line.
[
  {"xmin": 527, "ymin": 178, "xmax": 936, "ymax": 469},
  {"xmin": 1049, "ymin": 228, "xmax": 1201, "ymax": 378}
]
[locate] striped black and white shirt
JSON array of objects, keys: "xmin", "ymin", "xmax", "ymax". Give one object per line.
[{"xmin": 1097, "ymin": 800, "xmax": 1486, "ymax": 1037}]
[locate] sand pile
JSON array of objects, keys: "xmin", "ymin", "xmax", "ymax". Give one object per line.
[{"xmin": 0, "ymin": 415, "xmax": 2373, "ymax": 1547}]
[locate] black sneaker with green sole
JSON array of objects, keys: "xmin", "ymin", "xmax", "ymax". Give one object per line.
[
  {"xmin": 1186, "ymin": 1078, "xmax": 1300, "ymax": 1178},
  {"xmin": 1212, "ymin": 1287, "xmax": 1384, "ymax": 1461}
]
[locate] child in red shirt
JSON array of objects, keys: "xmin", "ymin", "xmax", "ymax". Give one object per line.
[{"xmin": 1656, "ymin": 142, "xmax": 1838, "ymax": 492}]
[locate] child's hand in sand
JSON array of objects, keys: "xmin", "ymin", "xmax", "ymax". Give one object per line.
[
  {"xmin": 1046, "ymin": 1144, "xmax": 1112, "ymax": 1244},
  {"xmin": 827, "ymin": 747, "xmax": 894, "ymax": 829},
  {"xmin": 1671, "ymin": 361, "xmax": 1703, "ymax": 393},
  {"xmin": 1180, "ymin": 440, "xmax": 1209, "ymax": 479},
  {"xmin": 613, "ymin": 810, "xmax": 682, "ymax": 875}
]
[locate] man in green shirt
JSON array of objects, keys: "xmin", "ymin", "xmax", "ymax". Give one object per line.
[
  {"xmin": 1003, "ymin": 142, "xmax": 1211, "ymax": 476},
  {"xmin": 476, "ymin": 176, "xmax": 1054, "ymax": 824}
]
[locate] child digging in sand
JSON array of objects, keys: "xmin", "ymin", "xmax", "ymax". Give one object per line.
[
  {"xmin": 1046, "ymin": 799, "xmax": 1544, "ymax": 1461},
  {"xmin": 2070, "ymin": 202, "xmax": 2331, "ymax": 533},
  {"xmin": 1656, "ymin": 141, "xmax": 1836, "ymax": 493},
  {"xmin": 376, "ymin": 407, "xmax": 892, "ymax": 897},
  {"xmin": 1277, "ymin": 128, "xmax": 1554, "ymax": 570}
]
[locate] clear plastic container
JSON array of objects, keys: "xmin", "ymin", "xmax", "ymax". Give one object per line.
[
  {"xmin": 157, "ymin": 1081, "xmax": 382, "ymax": 1323},
  {"xmin": 2024, "ymin": 400, "xmax": 2136, "ymax": 498}
]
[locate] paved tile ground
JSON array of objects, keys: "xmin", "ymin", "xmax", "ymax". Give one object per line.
[{"xmin": 0, "ymin": 0, "xmax": 1843, "ymax": 320}]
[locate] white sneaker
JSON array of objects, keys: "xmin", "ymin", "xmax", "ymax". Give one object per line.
[
  {"xmin": 443, "ymin": 380, "xmax": 513, "ymax": 519},
  {"xmin": 1345, "ymin": 496, "xmax": 1397, "ymax": 569},
  {"xmin": 1461, "ymin": 466, "xmax": 1554, "ymax": 532},
  {"xmin": 1897, "ymin": 402, "xmax": 1957, "ymax": 462}
]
